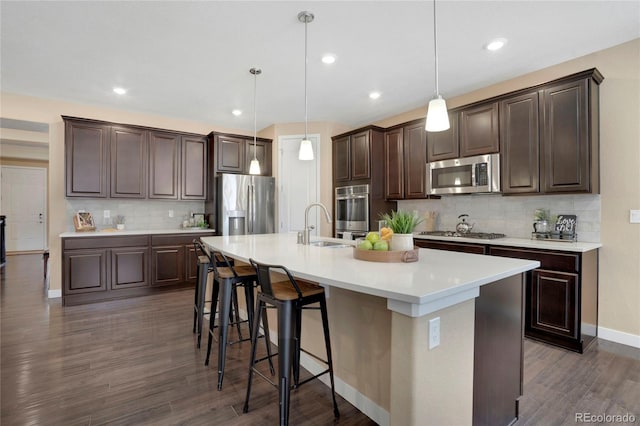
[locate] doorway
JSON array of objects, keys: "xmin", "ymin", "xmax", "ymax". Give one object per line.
[
  {"xmin": 277, "ymin": 134, "xmax": 321, "ymax": 236},
  {"xmin": 0, "ymin": 165, "xmax": 47, "ymax": 251}
]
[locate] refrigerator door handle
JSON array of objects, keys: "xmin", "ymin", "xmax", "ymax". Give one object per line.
[{"xmin": 247, "ymin": 184, "xmax": 253, "ymax": 234}]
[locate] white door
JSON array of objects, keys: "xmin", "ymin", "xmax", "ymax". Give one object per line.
[
  {"xmin": 0, "ymin": 166, "xmax": 47, "ymax": 251},
  {"xmin": 278, "ymin": 134, "xmax": 320, "ymax": 236}
]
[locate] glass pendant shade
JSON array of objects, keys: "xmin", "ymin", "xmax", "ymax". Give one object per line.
[
  {"xmin": 298, "ymin": 138, "xmax": 314, "ymax": 160},
  {"xmin": 425, "ymin": 95, "xmax": 450, "ymax": 132},
  {"xmin": 249, "ymin": 158, "xmax": 261, "ymax": 175}
]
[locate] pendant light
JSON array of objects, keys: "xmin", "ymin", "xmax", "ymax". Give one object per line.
[
  {"xmin": 425, "ymin": 0, "xmax": 450, "ymax": 132},
  {"xmin": 248, "ymin": 67, "xmax": 261, "ymax": 175},
  {"xmin": 298, "ymin": 11, "xmax": 314, "ymax": 160}
]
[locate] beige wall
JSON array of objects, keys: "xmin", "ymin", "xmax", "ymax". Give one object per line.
[
  {"xmin": 1, "ymin": 38, "xmax": 638, "ymax": 338},
  {"xmin": 371, "ymin": 39, "xmax": 640, "ymax": 338}
]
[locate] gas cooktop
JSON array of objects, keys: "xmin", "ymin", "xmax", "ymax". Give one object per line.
[{"xmin": 419, "ymin": 231, "xmax": 507, "ymax": 240}]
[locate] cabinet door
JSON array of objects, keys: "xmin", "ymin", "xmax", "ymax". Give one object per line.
[
  {"xmin": 350, "ymin": 131, "xmax": 371, "ymax": 180},
  {"xmin": 63, "ymin": 249, "xmax": 108, "ymax": 294},
  {"xmin": 529, "ymin": 269, "xmax": 578, "ymax": 339},
  {"xmin": 333, "ymin": 136, "xmax": 350, "ymax": 183},
  {"xmin": 541, "ymin": 79, "xmax": 590, "ymax": 193},
  {"xmin": 427, "ymin": 112, "xmax": 459, "ymax": 161},
  {"xmin": 182, "ymin": 135, "xmax": 207, "ymax": 200},
  {"xmin": 110, "ymin": 126, "xmax": 147, "ymax": 198},
  {"xmin": 403, "ymin": 122, "xmax": 427, "ymax": 199},
  {"xmin": 384, "ymin": 128, "xmax": 404, "ymax": 199},
  {"xmin": 151, "ymin": 245, "xmax": 185, "ymax": 286},
  {"xmin": 149, "ymin": 132, "xmax": 180, "ymax": 199},
  {"xmin": 185, "ymin": 244, "xmax": 199, "ymax": 282},
  {"xmin": 460, "ymin": 102, "xmax": 499, "ymax": 157},
  {"xmin": 244, "ymin": 139, "xmax": 272, "ymax": 176},
  {"xmin": 111, "ymin": 247, "xmax": 149, "ymax": 289},
  {"xmin": 500, "ymin": 92, "xmax": 540, "ymax": 194},
  {"xmin": 65, "ymin": 119, "xmax": 110, "ymax": 198},
  {"xmin": 216, "ymin": 135, "xmax": 245, "ymax": 173}
]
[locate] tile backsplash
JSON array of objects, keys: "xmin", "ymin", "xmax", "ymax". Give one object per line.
[
  {"xmin": 398, "ymin": 193, "xmax": 601, "ymax": 242},
  {"xmin": 66, "ymin": 199, "xmax": 206, "ymax": 231}
]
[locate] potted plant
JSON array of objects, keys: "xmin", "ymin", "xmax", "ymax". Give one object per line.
[{"xmin": 380, "ymin": 210, "xmax": 423, "ymax": 251}]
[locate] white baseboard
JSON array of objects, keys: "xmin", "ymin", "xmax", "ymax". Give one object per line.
[
  {"xmin": 48, "ymin": 289, "xmax": 61, "ymax": 299},
  {"xmin": 598, "ymin": 326, "xmax": 640, "ymax": 349}
]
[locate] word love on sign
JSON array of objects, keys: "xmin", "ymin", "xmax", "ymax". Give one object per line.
[{"xmin": 555, "ymin": 215, "xmax": 577, "ymax": 233}]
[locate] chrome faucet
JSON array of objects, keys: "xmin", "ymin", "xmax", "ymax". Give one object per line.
[{"xmin": 302, "ymin": 203, "xmax": 332, "ymax": 245}]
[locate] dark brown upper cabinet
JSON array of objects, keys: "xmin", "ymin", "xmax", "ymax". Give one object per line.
[
  {"xmin": 244, "ymin": 139, "xmax": 272, "ymax": 177},
  {"xmin": 110, "ymin": 126, "xmax": 147, "ymax": 198},
  {"xmin": 426, "ymin": 112, "xmax": 459, "ymax": 162},
  {"xmin": 460, "ymin": 101, "xmax": 500, "ymax": 157},
  {"xmin": 181, "ymin": 135, "xmax": 207, "ymax": 199},
  {"xmin": 384, "ymin": 120, "xmax": 428, "ymax": 200},
  {"xmin": 500, "ymin": 91, "xmax": 540, "ymax": 194},
  {"xmin": 65, "ymin": 119, "xmax": 110, "ymax": 198},
  {"xmin": 149, "ymin": 132, "xmax": 180, "ymax": 199},
  {"xmin": 215, "ymin": 134, "xmax": 245, "ymax": 173},
  {"xmin": 211, "ymin": 133, "xmax": 272, "ymax": 176},
  {"xmin": 541, "ymin": 75, "xmax": 600, "ymax": 193},
  {"xmin": 384, "ymin": 128, "xmax": 403, "ymax": 199},
  {"xmin": 64, "ymin": 116, "xmax": 207, "ymax": 200},
  {"xmin": 332, "ymin": 129, "xmax": 376, "ymax": 184}
]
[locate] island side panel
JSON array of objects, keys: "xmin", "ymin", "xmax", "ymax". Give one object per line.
[{"xmin": 390, "ymin": 299, "xmax": 475, "ymax": 426}]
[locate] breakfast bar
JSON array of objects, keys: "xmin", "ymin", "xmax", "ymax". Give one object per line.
[{"xmin": 202, "ymin": 233, "xmax": 539, "ymax": 425}]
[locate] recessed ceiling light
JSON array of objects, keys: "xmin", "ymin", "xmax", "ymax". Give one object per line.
[
  {"xmin": 232, "ymin": 109, "xmax": 242, "ymax": 116},
  {"xmin": 369, "ymin": 92, "xmax": 381, "ymax": 100},
  {"xmin": 322, "ymin": 54, "xmax": 336, "ymax": 64},
  {"xmin": 113, "ymin": 87, "xmax": 127, "ymax": 95},
  {"xmin": 485, "ymin": 38, "xmax": 507, "ymax": 51}
]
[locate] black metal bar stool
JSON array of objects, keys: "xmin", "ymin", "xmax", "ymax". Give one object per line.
[
  {"xmin": 193, "ymin": 240, "xmax": 241, "ymax": 348},
  {"xmin": 243, "ymin": 259, "xmax": 339, "ymax": 426},
  {"xmin": 200, "ymin": 244, "xmax": 274, "ymax": 390}
]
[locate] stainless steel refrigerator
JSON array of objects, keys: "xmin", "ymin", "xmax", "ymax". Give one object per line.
[{"xmin": 217, "ymin": 174, "xmax": 275, "ymax": 236}]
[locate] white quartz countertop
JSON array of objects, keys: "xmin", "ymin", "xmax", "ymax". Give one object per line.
[
  {"xmin": 413, "ymin": 233, "xmax": 601, "ymax": 252},
  {"xmin": 201, "ymin": 233, "xmax": 539, "ymax": 317},
  {"xmin": 60, "ymin": 228, "xmax": 215, "ymax": 238}
]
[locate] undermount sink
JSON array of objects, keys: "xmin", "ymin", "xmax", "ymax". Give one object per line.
[{"xmin": 309, "ymin": 240, "xmax": 352, "ymax": 248}]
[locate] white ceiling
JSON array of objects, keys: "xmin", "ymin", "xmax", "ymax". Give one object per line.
[{"xmin": 1, "ymin": 1, "xmax": 638, "ymax": 133}]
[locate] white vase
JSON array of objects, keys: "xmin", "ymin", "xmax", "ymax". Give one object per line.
[
  {"xmin": 391, "ymin": 233, "xmax": 414, "ymax": 251},
  {"xmin": 116, "ymin": 224, "xmax": 125, "ymax": 230}
]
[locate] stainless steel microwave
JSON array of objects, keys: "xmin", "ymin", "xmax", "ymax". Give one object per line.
[{"xmin": 426, "ymin": 153, "xmax": 500, "ymax": 195}]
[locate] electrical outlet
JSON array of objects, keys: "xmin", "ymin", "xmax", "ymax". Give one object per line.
[
  {"xmin": 429, "ymin": 317, "xmax": 440, "ymax": 349},
  {"xmin": 168, "ymin": 210, "xmax": 174, "ymax": 218},
  {"xmin": 630, "ymin": 210, "xmax": 640, "ymax": 224},
  {"xmin": 103, "ymin": 210, "xmax": 110, "ymax": 219}
]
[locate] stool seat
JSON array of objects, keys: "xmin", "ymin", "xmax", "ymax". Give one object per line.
[
  {"xmin": 216, "ymin": 264, "xmax": 256, "ymax": 280},
  {"xmin": 270, "ymin": 279, "xmax": 324, "ymax": 300}
]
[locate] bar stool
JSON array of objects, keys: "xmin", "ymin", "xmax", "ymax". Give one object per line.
[
  {"xmin": 192, "ymin": 240, "xmax": 241, "ymax": 348},
  {"xmin": 243, "ymin": 259, "xmax": 339, "ymax": 426},
  {"xmin": 201, "ymin": 245, "xmax": 274, "ymax": 390}
]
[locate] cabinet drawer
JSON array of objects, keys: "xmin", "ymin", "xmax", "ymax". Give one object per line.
[
  {"xmin": 63, "ymin": 235, "xmax": 149, "ymax": 250},
  {"xmin": 151, "ymin": 232, "xmax": 214, "ymax": 247},
  {"xmin": 489, "ymin": 246, "xmax": 579, "ymax": 273},
  {"xmin": 415, "ymin": 239, "xmax": 487, "ymax": 255}
]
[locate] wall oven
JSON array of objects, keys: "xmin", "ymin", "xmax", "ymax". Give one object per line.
[
  {"xmin": 335, "ymin": 184, "xmax": 369, "ymax": 239},
  {"xmin": 427, "ymin": 153, "xmax": 500, "ymax": 195}
]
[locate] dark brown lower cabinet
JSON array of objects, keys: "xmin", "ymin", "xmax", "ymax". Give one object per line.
[
  {"xmin": 413, "ymin": 239, "xmax": 487, "ymax": 254},
  {"xmin": 63, "ymin": 232, "xmax": 213, "ymax": 305},
  {"xmin": 489, "ymin": 246, "xmax": 597, "ymax": 353}
]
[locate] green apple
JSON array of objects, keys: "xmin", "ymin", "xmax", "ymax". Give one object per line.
[
  {"xmin": 373, "ymin": 240, "xmax": 389, "ymax": 251},
  {"xmin": 365, "ymin": 232, "xmax": 381, "ymax": 243},
  {"xmin": 358, "ymin": 240, "xmax": 373, "ymax": 250}
]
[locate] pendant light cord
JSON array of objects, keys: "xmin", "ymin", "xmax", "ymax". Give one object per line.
[
  {"xmin": 433, "ymin": 0, "xmax": 440, "ymax": 97},
  {"xmin": 253, "ymin": 69, "xmax": 258, "ymax": 160},
  {"xmin": 304, "ymin": 17, "xmax": 309, "ymax": 140}
]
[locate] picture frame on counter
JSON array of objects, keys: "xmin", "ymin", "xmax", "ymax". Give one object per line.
[{"xmin": 73, "ymin": 212, "xmax": 96, "ymax": 232}]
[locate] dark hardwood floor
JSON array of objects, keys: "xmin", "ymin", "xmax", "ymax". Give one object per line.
[{"xmin": 1, "ymin": 254, "xmax": 639, "ymax": 425}]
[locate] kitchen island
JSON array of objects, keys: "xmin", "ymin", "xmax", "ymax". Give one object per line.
[{"xmin": 201, "ymin": 233, "xmax": 539, "ymax": 426}]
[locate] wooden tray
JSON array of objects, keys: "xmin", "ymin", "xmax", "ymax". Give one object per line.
[{"xmin": 353, "ymin": 246, "xmax": 419, "ymax": 263}]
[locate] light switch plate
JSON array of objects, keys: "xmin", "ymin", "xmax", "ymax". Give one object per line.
[
  {"xmin": 630, "ymin": 210, "xmax": 640, "ymax": 224},
  {"xmin": 103, "ymin": 210, "xmax": 110, "ymax": 219}
]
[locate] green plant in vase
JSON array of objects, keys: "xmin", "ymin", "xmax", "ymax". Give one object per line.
[{"xmin": 380, "ymin": 210, "xmax": 423, "ymax": 251}]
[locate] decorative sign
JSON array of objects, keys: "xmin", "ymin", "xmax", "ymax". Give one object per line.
[{"xmin": 555, "ymin": 214, "xmax": 576, "ymax": 233}]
